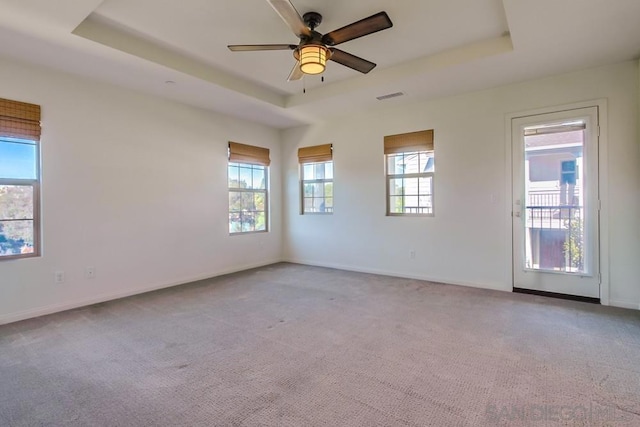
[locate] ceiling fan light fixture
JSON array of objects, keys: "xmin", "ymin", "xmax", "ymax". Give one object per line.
[
  {"xmin": 228, "ymin": 4, "xmax": 393, "ymax": 81},
  {"xmin": 299, "ymin": 45, "xmax": 328, "ymax": 75}
]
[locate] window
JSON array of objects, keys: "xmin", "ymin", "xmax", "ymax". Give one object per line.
[
  {"xmin": 228, "ymin": 142, "xmax": 269, "ymax": 234},
  {"xmin": 384, "ymin": 130, "xmax": 434, "ymax": 216},
  {"xmin": 0, "ymin": 98, "xmax": 41, "ymax": 259},
  {"xmin": 298, "ymin": 144, "xmax": 333, "ymax": 214}
]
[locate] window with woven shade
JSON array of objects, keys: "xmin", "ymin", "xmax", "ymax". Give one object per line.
[
  {"xmin": 0, "ymin": 97, "xmax": 41, "ymax": 259},
  {"xmin": 298, "ymin": 144, "xmax": 333, "ymax": 214},
  {"xmin": 384, "ymin": 130, "xmax": 434, "ymax": 216},
  {"xmin": 228, "ymin": 142, "xmax": 269, "ymax": 233}
]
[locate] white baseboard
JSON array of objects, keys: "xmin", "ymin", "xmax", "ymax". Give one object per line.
[
  {"xmin": 285, "ymin": 259, "xmax": 640, "ymax": 311},
  {"xmin": 4, "ymin": 259, "xmax": 635, "ymax": 326},
  {"xmin": 0, "ymin": 259, "xmax": 282, "ymax": 325},
  {"xmin": 283, "ymin": 258, "xmax": 511, "ymax": 292},
  {"xmin": 609, "ymin": 299, "xmax": 640, "ymax": 310}
]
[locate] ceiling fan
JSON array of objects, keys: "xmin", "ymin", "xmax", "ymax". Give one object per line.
[{"xmin": 228, "ymin": 0, "xmax": 393, "ymax": 81}]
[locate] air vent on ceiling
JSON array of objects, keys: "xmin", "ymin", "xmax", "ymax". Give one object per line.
[{"xmin": 376, "ymin": 92, "xmax": 405, "ymax": 101}]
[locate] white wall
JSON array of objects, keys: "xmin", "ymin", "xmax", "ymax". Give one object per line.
[
  {"xmin": 0, "ymin": 58, "xmax": 283, "ymax": 324},
  {"xmin": 282, "ymin": 61, "xmax": 640, "ymax": 310},
  {"xmin": 1, "ymin": 58, "xmax": 637, "ymax": 324}
]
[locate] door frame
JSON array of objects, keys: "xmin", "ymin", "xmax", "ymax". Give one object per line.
[{"xmin": 504, "ymin": 99, "xmax": 610, "ymax": 305}]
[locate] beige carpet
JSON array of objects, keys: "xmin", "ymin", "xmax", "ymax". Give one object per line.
[{"xmin": 1, "ymin": 263, "xmax": 639, "ymax": 426}]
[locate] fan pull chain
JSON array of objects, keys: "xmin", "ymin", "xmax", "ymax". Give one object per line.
[{"xmin": 303, "ymin": 77, "xmax": 306, "ymax": 94}]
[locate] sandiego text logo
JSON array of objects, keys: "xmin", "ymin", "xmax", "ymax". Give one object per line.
[{"xmin": 485, "ymin": 402, "xmax": 631, "ymax": 423}]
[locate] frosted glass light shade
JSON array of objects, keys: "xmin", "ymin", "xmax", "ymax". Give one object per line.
[{"xmin": 299, "ymin": 45, "xmax": 327, "ymax": 75}]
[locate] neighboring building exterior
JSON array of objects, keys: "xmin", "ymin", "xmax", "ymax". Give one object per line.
[{"xmin": 524, "ymin": 128, "xmax": 585, "ymax": 272}]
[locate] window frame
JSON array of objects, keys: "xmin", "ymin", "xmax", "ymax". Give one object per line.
[
  {"xmin": 0, "ymin": 137, "xmax": 41, "ymax": 260},
  {"xmin": 300, "ymin": 160, "xmax": 334, "ymax": 215},
  {"xmin": 227, "ymin": 161, "xmax": 269, "ymax": 235},
  {"xmin": 385, "ymin": 150, "xmax": 435, "ymax": 217}
]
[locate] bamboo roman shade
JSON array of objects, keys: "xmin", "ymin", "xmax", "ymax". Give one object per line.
[
  {"xmin": 384, "ymin": 129, "xmax": 433, "ymax": 154},
  {"xmin": 0, "ymin": 97, "xmax": 41, "ymax": 141},
  {"xmin": 298, "ymin": 144, "xmax": 332, "ymax": 163},
  {"xmin": 228, "ymin": 142, "xmax": 270, "ymax": 166}
]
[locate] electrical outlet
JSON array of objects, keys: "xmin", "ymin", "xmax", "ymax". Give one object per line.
[
  {"xmin": 409, "ymin": 250, "xmax": 416, "ymax": 259},
  {"xmin": 54, "ymin": 271, "xmax": 65, "ymax": 284},
  {"xmin": 85, "ymin": 266, "xmax": 96, "ymax": 279}
]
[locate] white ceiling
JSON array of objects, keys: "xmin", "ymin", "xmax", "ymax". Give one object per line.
[{"xmin": 0, "ymin": 0, "xmax": 639, "ymax": 129}]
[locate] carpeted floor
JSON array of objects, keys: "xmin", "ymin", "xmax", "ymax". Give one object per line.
[{"xmin": 1, "ymin": 263, "xmax": 639, "ymax": 426}]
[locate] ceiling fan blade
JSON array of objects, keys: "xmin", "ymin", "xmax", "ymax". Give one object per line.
[
  {"xmin": 322, "ymin": 12, "xmax": 393, "ymax": 46},
  {"xmin": 329, "ymin": 48, "xmax": 376, "ymax": 74},
  {"xmin": 267, "ymin": 0, "xmax": 311, "ymax": 38},
  {"xmin": 228, "ymin": 44, "xmax": 297, "ymax": 52},
  {"xmin": 287, "ymin": 61, "xmax": 304, "ymax": 81}
]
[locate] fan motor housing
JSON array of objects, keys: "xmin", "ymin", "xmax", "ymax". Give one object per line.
[{"xmin": 303, "ymin": 12, "xmax": 322, "ymax": 30}]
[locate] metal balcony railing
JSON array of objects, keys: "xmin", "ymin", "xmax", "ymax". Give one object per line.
[
  {"xmin": 404, "ymin": 206, "xmax": 433, "ymax": 214},
  {"xmin": 525, "ymin": 205, "xmax": 582, "ymax": 230},
  {"xmin": 528, "ymin": 189, "xmax": 580, "ymax": 207}
]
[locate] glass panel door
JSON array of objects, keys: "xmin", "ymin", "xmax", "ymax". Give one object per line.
[{"xmin": 512, "ymin": 107, "xmax": 600, "ymax": 298}]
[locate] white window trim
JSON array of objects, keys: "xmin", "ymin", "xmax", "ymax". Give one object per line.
[
  {"xmin": 385, "ymin": 151, "xmax": 435, "ymax": 217},
  {"xmin": 300, "ymin": 161, "xmax": 334, "ymax": 215},
  {"xmin": 0, "ymin": 138, "xmax": 41, "ymax": 260},
  {"xmin": 228, "ymin": 162, "xmax": 269, "ymax": 235}
]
